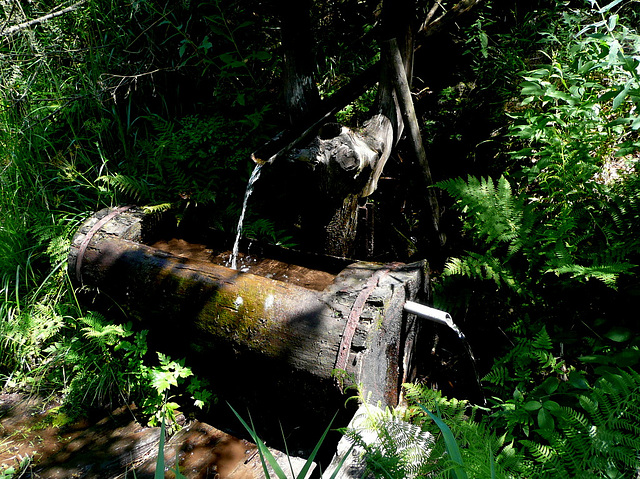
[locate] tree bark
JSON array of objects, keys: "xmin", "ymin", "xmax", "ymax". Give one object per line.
[
  {"xmin": 278, "ymin": 0, "xmax": 320, "ymax": 126},
  {"xmin": 69, "ymin": 207, "xmax": 427, "ymax": 418}
]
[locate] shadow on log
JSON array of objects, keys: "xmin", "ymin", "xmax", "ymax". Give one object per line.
[{"xmin": 69, "ymin": 207, "xmax": 429, "ymax": 429}]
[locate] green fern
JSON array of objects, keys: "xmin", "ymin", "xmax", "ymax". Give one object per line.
[
  {"xmin": 443, "ymin": 252, "xmax": 524, "ymax": 294},
  {"xmin": 520, "ymin": 369, "xmax": 640, "ymax": 478},
  {"xmin": 343, "ymin": 404, "xmax": 435, "ymax": 478},
  {"xmin": 437, "ymin": 175, "xmax": 525, "ymax": 246},
  {"xmin": 402, "ymin": 384, "xmax": 528, "ymax": 478},
  {"xmin": 98, "ymin": 173, "xmax": 152, "ymax": 202},
  {"xmin": 547, "ymin": 263, "xmax": 635, "ymax": 287}
]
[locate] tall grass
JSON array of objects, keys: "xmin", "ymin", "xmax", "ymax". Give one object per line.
[{"xmin": 0, "ymin": 0, "xmax": 138, "ymax": 399}]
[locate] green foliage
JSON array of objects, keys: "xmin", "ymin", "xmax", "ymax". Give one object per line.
[
  {"xmin": 0, "ymin": 455, "xmax": 31, "ymax": 479},
  {"xmin": 0, "ymin": 0, "xmax": 268, "ymax": 428},
  {"xmin": 480, "ymin": 323, "xmax": 640, "ymax": 478},
  {"xmin": 418, "ymin": 405, "xmax": 468, "ymax": 479},
  {"xmin": 61, "ymin": 313, "xmax": 214, "ymax": 426},
  {"xmin": 437, "ymin": 5, "xmax": 640, "ymax": 296},
  {"xmin": 335, "ymin": 88, "xmax": 378, "ymax": 126},
  {"xmin": 229, "ymin": 405, "xmax": 338, "ymax": 479},
  {"xmin": 340, "ymin": 404, "xmax": 434, "ymax": 478},
  {"xmin": 403, "ymin": 385, "xmax": 526, "ymax": 478}
]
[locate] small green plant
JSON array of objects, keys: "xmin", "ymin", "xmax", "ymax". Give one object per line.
[
  {"xmin": 60, "ymin": 313, "xmax": 213, "ymax": 426},
  {"xmin": 0, "ymin": 455, "xmax": 31, "ymax": 479},
  {"xmin": 402, "ymin": 385, "xmax": 525, "ymax": 478},
  {"xmin": 229, "ymin": 404, "xmax": 346, "ymax": 479},
  {"xmin": 341, "ymin": 403, "xmax": 435, "ymax": 479}
]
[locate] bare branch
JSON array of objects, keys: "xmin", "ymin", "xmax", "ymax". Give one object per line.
[
  {"xmin": 1, "ymin": 1, "xmax": 86, "ymax": 37},
  {"xmin": 382, "ymin": 37, "xmax": 445, "ymax": 246},
  {"xmin": 419, "ymin": 0, "xmax": 483, "ymax": 38}
]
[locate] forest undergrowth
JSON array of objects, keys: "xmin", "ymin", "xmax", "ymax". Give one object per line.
[{"xmin": 1, "ymin": 0, "xmax": 640, "ymax": 477}]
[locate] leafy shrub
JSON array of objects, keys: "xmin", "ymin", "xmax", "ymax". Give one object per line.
[
  {"xmin": 482, "ymin": 325, "xmax": 640, "ymax": 478},
  {"xmin": 60, "ymin": 312, "xmax": 214, "ymax": 426},
  {"xmin": 437, "ymin": 3, "xmax": 640, "ymax": 295}
]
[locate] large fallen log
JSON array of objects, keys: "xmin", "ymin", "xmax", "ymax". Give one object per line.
[
  {"xmin": 0, "ymin": 393, "xmax": 312, "ymax": 479},
  {"xmin": 68, "ymin": 207, "xmax": 428, "ymax": 421}
]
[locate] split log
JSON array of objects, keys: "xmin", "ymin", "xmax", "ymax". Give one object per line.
[
  {"xmin": 0, "ymin": 393, "xmax": 311, "ymax": 479},
  {"xmin": 68, "ymin": 207, "xmax": 428, "ymax": 421}
]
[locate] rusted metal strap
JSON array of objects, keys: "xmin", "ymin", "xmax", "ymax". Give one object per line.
[
  {"xmin": 335, "ymin": 262, "xmax": 401, "ymax": 377},
  {"xmin": 75, "ymin": 206, "xmax": 132, "ymax": 283}
]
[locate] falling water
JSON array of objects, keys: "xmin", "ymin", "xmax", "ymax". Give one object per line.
[
  {"xmin": 230, "ymin": 162, "xmax": 264, "ymax": 270},
  {"xmin": 403, "ymin": 301, "xmax": 486, "ymax": 404}
]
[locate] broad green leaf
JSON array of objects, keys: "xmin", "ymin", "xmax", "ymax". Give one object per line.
[
  {"xmin": 521, "ymin": 81, "xmax": 544, "ymax": 96},
  {"xmin": 613, "ymin": 348, "xmax": 640, "ymax": 367},
  {"xmin": 605, "ymin": 326, "xmax": 631, "ymax": 342},
  {"xmin": 543, "ymin": 400, "xmax": 561, "ymax": 412},
  {"xmin": 524, "ymin": 400, "xmax": 542, "ymax": 411},
  {"xmin": 537, "ymin": 407, "xmax": 555, "ymax": 430},
  {"xmin": 613, "ymin": 82, "xmax": 631, "ymax": 109},
  {"xmin": 568, "ymin": 371, "xmax": 590, "ymax": 389},
  {"xmin": 541, "ymin": 377, "xmax": 560, "ymax": 394}
]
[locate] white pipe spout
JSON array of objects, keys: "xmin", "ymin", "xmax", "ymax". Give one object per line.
[{"xmin": 403, "ymin": 301, "xmax": 465, "ymax": 339}]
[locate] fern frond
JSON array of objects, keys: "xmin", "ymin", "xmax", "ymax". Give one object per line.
[
  {"xmin": 98, "ymin": 174, "xmax": 151, "ymax": 202},
  {"xmin": 142, "ymin": 202, "xmax": 174, "ymax": 214},
  {"xmin": 547, "ymin": 262, "xmax": 635, "ymax": 287},
  {"xmin": 482, "ymin": 366, "xmax": 510, "ymax": 389},
  {"xmin": 436, "ymin": 175, "xmax": 525, "ymax": 247},
  {"xmin": 532, "ymin": 326, "xmax": 553, "ymax": 350},
  {"xmin": 444, "ymin": 252, "xmax": 525, "ymax": 294}
]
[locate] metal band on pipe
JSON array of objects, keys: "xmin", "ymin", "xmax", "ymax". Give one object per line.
[{"xmin": 75, "ymin": 206, "xmax": 132, "ymax": 283}]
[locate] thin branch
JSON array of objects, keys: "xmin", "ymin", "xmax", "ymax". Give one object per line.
[
  {"xmin": 422, "ymin": 1, "xmax": 444, "ymax": 29},
  {"xmin": 419, "ymin": 0, "xmax": 483, "ymax": 38},
  {"xmin": 381, "ymin": 38, "xmax": 445, "ymax": 246},
  {"xmin": 1, "ymin": 0, "xmax": 86, "ymax": 37},
  {"xmin": 0, "ymin": 1, "xmax": 18, "ymax": 36}
]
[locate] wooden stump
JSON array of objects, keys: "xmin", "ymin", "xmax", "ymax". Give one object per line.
[{"xmin": 69, "ymin": 207, "xmax": 428, "ymax": 419}]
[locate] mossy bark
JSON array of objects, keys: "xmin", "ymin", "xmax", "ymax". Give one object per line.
[{"xmin": 69, "ymin": 208, "xmax": 428, "ymax": 418}]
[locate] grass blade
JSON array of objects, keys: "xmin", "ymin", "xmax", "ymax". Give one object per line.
[
  {"xmin": 419, "ymin": 404, "xmax": 468, "ymax": 479},
  {"xmin": 155, "ymin": 416, "xmax": 166, "ymax": 479},
  {"xmin": 228, "ymin": 403, "xmax": 288, "ymax": 478}
]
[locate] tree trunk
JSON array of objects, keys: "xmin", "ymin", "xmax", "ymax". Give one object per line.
[
  {"xmin": 279, "ymin": 0, "xmax": 320, "ymax": 126},
  {"xmin": 273, "ymin": 0, "xmax": 474, "ymax": 256},
  {"xmin": 69, "ymin": 207, "xmax": 427, "ymax": 420},
  {"xmin": 278, "ymin": 1, "xmax": 416, "ymax": 258}
]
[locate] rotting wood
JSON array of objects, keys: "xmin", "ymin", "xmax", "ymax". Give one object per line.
[
  {"xmin": 0, "ymin": 393, "xmax": 310, "ymax": 479},
  {"xmin": 68, "ymin": 208, "xmax": 427, "ymax": 418}
]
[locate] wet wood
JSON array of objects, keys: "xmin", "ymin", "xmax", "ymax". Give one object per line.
[
  {"xmin": 149, "ymin": 238, "xmax": 337, "ymax": 292},
  {"xmin": 69, "ymin": 208, "xmax": 427, "ymax": 419}
]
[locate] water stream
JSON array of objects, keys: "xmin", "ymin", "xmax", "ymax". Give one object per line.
[
  {"xmin": 403, "ymin": 301, "xmax": 486, "ymax": 404},
  {"xmin": 230, "ymin": 162, "xmax": 264, "ymax": 270}
]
